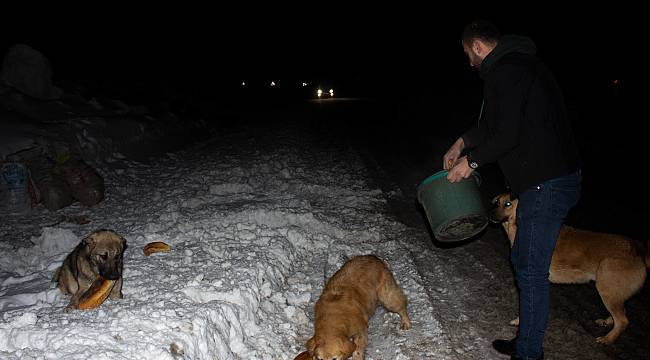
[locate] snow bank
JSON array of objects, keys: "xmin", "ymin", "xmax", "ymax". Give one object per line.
[{"xmin": 0, "ymin": 122, "xmax": 446, "ymax": 359}]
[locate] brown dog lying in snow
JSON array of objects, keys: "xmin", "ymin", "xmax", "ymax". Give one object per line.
[{"xmin": 307, "ymin": 254, "xmax": 411, "ymax": 360}]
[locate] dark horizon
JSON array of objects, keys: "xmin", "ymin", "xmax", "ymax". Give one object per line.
[{"xmin": 1, "ymin": 12, "xmax": 633, "ymax": 96}]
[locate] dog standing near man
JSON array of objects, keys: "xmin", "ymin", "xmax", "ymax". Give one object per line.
[{"xmin": 491, "ymin": 193, "xmax": 650, "ymax": 345}]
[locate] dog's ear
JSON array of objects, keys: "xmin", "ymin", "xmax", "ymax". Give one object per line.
[{"xmin": 82, "ymin": 232, "xmax": 99, "ymax": 249}]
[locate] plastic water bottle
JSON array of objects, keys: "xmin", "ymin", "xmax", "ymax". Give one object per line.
[{"xmin": 0, "ymin": 161, "xmax": 32, "ymax": 215}]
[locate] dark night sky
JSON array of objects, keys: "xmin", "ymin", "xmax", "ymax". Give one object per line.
[{"xmin": 0, "ymin": 7, "xmax": 637, "ymax": 99}]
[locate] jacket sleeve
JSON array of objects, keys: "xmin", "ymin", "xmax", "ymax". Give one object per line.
[
  {"xmin": 468, "ymin": 64, "xmax": 527, "ymax": 166},
  {"xmin": 461, "ymin": 122, "xmax": 486, "ymax": 150}
]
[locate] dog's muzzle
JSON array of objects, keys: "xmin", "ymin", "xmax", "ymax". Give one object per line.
[
  {"xmin": 487, "ymin": 199, "xmax": 503, "ymax": 223},
  {"xmin": 488, "ymin": 212, "xmax": 504, "ymax": 224},
  {"xmin": 99, "ymin": 261, "xmax": 122, "ymax": 280}
]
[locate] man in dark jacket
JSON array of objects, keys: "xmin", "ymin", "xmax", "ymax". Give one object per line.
[{"xmin": 443, "ymin": 20, "xmax": 582, "ymax": 360}]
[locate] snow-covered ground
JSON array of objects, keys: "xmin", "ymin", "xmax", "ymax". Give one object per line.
[
  {"xmin": 3, "ymin": 111, "xmax": 645, "ymax": 360},
  {"xmin": 0, "ymin": 118, "xmax": 455, "ymax": 359}
]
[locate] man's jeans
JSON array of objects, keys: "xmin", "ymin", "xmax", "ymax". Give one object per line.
[{"xmin": 511, "ymin": 170, "xmax": 581, "ymax": 359}]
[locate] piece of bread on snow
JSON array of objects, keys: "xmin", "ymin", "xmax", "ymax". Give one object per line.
[{"xmin": 143, "ymin": 241, "xmax": 171, "ymax": 256}]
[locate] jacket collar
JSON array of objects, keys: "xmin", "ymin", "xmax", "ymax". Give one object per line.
[{"xmin": 480, "ymin": 35, "xmax": 537, "ymax": 78}]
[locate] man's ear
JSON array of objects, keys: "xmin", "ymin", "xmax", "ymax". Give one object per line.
[{"xmin": 472, "ymin": 40, "xmax": 484, "ymax": 56}]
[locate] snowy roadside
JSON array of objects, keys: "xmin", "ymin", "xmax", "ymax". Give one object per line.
[{"xmin": 1, "ymin": 119, "xmax": 456, "ymax": 359}]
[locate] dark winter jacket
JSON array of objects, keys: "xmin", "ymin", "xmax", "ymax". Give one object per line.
[{"xmin": 462, "ymin": 35, "xmax": 580, "ymax": 197}]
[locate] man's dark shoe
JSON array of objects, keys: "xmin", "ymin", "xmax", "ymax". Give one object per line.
[{"xmin": 492, "ymin": 338, "xmax": 516, "ymax": 356}]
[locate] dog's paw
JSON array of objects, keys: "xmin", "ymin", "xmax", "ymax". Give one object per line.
[
  {"xmin": 509, "ymin": 317, "xmax": 520, "ymax": 326},
  {"xmin": 400, "ymin": 318, "xmax": 412, "ymax": 330},
  {"xmin": 595, "ymin": 317, "xmax": 613, "ymax": 327},
  {"xmin": 596, "ymin": 335, "xmax": 615, "ymax": 345}
]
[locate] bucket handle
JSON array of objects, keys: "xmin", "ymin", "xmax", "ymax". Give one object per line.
[{"xmin": 418, "ymin": 170, "xmax": 483, "ymax": 188}]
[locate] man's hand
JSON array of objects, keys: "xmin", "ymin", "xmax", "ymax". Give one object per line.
[
  {"xmin": 443, "ymin": 137, "xmax": 465, "ymax": 170},
  {"xmin": 446, "ymin": 155, "xmax": 475, "ymax": 183}
]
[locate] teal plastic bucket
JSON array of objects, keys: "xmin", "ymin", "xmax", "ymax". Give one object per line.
[{"xmin": 417, "ymin": 170, "xmax": 488, "ymax": 242}]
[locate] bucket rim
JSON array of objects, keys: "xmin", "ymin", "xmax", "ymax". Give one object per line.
[{"xmin": 418, "ymin": 170, "xmax": 481, "ymax": 189}]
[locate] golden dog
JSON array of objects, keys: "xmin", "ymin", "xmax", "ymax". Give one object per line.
[
  {"xmin": 490, "ymin": 193, "xmax": 650, "ymax": 344},
  {"xmin": 307, "ymin": 255, "xmax": 411, "ymax": 360}
]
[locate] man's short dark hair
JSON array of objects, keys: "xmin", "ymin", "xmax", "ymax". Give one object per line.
[{"xmin": 462, "ymin": 20, "xmax": 501, "ymax": 45}]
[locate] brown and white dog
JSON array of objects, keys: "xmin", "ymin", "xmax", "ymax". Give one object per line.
[
  {"xmin": 307, "ymin": 255, "xmax": 411, "ymax": 360},
  {"xmin": 54, "ymin": 229, "xmax": 126, "ymax": 310},
  {"xmin": 490, "ymin": 193, "xmax": 650, "ymax": 344}
]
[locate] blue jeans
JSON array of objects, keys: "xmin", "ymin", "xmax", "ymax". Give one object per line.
[{"xmin": 511, "ymin": 170, "xmax": 581, "ymax": 359}]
